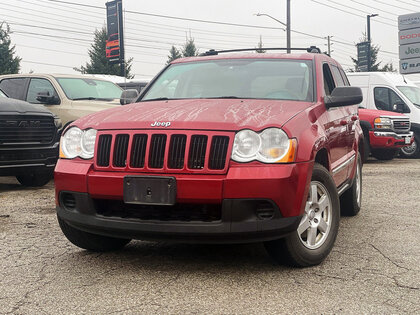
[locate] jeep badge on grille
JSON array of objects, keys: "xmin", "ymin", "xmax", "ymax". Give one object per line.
[{"xmin": 151, "ymin": 121, "xmax": 171, "ymax": 127}]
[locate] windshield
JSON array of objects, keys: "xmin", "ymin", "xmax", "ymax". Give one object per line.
[
  {"xmin": 397, "ymin": 86, "xmax": 420, "ymax": 107},
  {"xmin": 142, "ymin": 59, "xmax": 314, "ymax": 102},
  {"xmin": 56, "ymin": 78, "xmax": 123, "ymax": 100}
]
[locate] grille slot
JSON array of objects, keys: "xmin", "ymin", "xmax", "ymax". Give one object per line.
[
  {"xmin": 97, "ymin": 134, "xmax": 112, "ymax": 167},
  {"xmin": 148, "ymin": 134, "xmax": 167, "ymax": 168},
  {"xmin": 130, "ymin": 134, "xmax": 148, "ymax": 168},
  {"xmin": 188, "ymin": 135, "xmax": 208, "ymax": 169},
  {"xmin": 0, "ymin": 115, "xmax": 55, "ymax": 144},
  {"xmin": 168, "ymin": 135, "xmax": 187, "ymax": 169},
  {"xmin": 113, "ymin": 134, "xmax": 129, "ymax": 167},
  {"xmin": 61, "ymin": 193, "xmax": 76, "ymax": 210},
  {"xmin": 209, "ymin": 136, "xmax": 230, "ymax": 170}
]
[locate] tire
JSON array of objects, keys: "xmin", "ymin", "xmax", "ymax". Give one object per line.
[
  {"xmin": 264, "ymin": 163, "xmax": 340, "ymax": 267},
  {"xmin": 370, "ymin": 148, "xmax": 398, "ymax": 160},
  {"xmin": 58, "ymin": 216, "xmax": 131, "ymax": 252},
  {"xmin": 362, "ymin": 129, "xmax": 370, "ymax": 163},
  {"xmin": 400, "ymin": 134, "xmax": 420, "ymax": 158},
  {"xmin": 340, "ymin": 154, "xmax": 362, "ymax": 216},
  {"xmin": 16, "ymin": 169, "xmax": 53, "ymax": 187}
]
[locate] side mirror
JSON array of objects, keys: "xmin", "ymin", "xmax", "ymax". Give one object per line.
[
  {"xmin": 393, "ymin": 102, "xmax": 411, "ymax": 114},
  {"xmin": 120, "ymin": 89, "xmax": 139, "ymax": 105},
  {"xmin": 36, "ymin": 91, "xmax": 59, "ymax": 105},
  {"xmin": 325, "ymin": 86, "xmax": 363, "ymax": 108}
]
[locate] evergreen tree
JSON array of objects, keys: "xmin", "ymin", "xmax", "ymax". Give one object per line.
[
  {"xmin": 75, "ymin": 27, "xmax": 133, "ymax": 78},
  {"xmin": 166, "ymin": 45, "xmax": 182, "ymax": 64},
  {"xmin": 0, "ymin": 22, "xmax": 21, "ymax": 74},
  {"xmin": 351, "ymin": 33, "xmax": 394, "ymax": 72},
  {"xmin": 256, "ymin": 35, "xmax": 266, "ymax": 53},
  {"xmin": 182, "ymin": 38, "xmax": 199, "ymax": 57}
]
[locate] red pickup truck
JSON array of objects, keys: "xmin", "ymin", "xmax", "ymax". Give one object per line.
[
  {"xmin": 358, "ymin": 108, "xmax": 413, "ymax": 161},
  {"xmin": 55, "ymin": 47, "xmax": 364, "ymax": 267}
]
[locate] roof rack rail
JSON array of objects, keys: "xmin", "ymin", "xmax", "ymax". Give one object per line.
[{"xmin": 199, "ymin": 46, "xmax": 321, "ymax": 56}]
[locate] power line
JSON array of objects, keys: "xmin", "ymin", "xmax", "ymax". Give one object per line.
[
  {"xmin": 21, "ymin": 60, "xmax": 75, "ymax": 69},
  {"xmin": 325, "ymin": 0, "xmax": 395, "ymax": 21},
  {"xmin": 349, "ymin": 0, "xmax": 406, "ymax": 16},
  {"xmin": 310, "ymin": 0, "xmax": 396, "ymax": 27}
]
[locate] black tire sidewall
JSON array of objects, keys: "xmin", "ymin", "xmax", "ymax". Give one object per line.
[{"xmin": 281, "ymin": 163, "xmax": 340, "ymax": 267}]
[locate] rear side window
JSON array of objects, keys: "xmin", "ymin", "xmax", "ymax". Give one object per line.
[
  {"xmin": 374, "ymin": 87, "xmax": 406, "ymax": 111},
  {"xmin": 0, "ymin": 78, "xmax": 27, "ymax": 100},
  {"xmin": 26, "ymin": 78, "xmax": 59, "ymax": 104}
]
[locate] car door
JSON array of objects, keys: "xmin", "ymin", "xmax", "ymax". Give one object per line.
[{"xmin": 321, "ymin": 63, "xmax": 350, "ymax": 186}]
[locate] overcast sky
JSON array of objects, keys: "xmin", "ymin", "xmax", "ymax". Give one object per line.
[{"xmin": 1, "ymin": 0, "xmax": 419, "ymax": 80}]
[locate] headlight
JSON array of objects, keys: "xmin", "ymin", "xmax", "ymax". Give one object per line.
[
  {"xmin": 60, "ymin": 127, "xmax": 97, "ymax": 159},
  {"xmin": 232, "ymin": 128, "xmax": 297, "ymax": 163},
  {"xmin": 374, "ymin": 117, "xmax": 392, "ymax": 129}
]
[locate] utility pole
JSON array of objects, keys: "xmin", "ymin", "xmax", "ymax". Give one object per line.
[
  {"xmin": 287, "ymin": 0, "xmax": 291, "ymax": 53},
  {"xmin": 367, "ymin": 14, "xmax": 378, "ymax": 72},
  {"xmin": 326, "ymin": 35, "xmax": 332, "ymax": 55}
]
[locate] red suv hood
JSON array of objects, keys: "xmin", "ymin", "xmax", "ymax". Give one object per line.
[{"xmin": 74, "ymin": 99, "xmax": 311, "ymax": 131}]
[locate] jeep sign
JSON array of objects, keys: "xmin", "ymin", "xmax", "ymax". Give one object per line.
[
  {"xmin": 399, "ymin": 13, "xmax": 420, "ymax": 74},
  {"xmin": 399, "ymin": 42, "xmax": 420, "ymax": 60}
]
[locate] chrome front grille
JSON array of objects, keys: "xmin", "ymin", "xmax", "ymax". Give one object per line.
[
  {"xmin": 95, "ymin": 130, "xmax": 233, "ymax": 174},
  {"xmin": 392, "ymin": 119, "xmax": 411, "ymax": 133}
]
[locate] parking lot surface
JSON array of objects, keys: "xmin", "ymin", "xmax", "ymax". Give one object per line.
[{"xmin": 0, "ymin": 158, "xmax": 419, "ymax": 314}]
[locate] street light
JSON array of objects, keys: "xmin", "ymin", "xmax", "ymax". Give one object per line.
[
  {"xmin": 256, "ymin": 2, "xmax": 291, "ymax": 53},
  {"xmin": 367, "ymin": 14, "xmax": 378, "ymax": 71}
]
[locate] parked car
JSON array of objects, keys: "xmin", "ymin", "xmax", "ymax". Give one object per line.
[
  {"xmin": 0, "ymin": 88, "xmax": 62, "ymax": 186},
  {"xmin": 358, "ymin": 108, "xmax": 413, "ymax": 161},
  {"xmin": 55, "ymin": 47, "xmax": 364, "ymax": 267},
  {"xmin": 0, "ymin": 74, "xmax": 136, "ymax": 128},
  {"xmin": 117, "ymin": 80, "xmax": 148, "ymax": 94},
  {"xmin": 347, "ymin": 72, "xmax": 420, "ymax": 158}
]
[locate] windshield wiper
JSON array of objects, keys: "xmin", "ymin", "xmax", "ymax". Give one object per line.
[
  {"xmin": 72, "ymin": 97, "xmax": 115, "ymax": 101},
  {"xmin": 141, "ymin": 97, "xmax": 171, "ymax": 102},
  {"xmin": 204, "ymin": 96, "xmax": 241, "ymax": 99}
]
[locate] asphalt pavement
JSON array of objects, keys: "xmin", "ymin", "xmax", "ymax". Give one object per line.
[{"xmin": 0, "ymin": 158, "xmax": 419, "ymax": 314}]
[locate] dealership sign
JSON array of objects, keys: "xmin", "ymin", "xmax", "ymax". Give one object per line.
[{"xmin": 399, "ymin": 13, "xmax": 420, "ymax": 74}]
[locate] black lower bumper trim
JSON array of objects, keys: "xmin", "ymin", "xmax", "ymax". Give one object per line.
[{"xmin": 57, "ymin": 192, "xmax": 301, "ymax": 244}]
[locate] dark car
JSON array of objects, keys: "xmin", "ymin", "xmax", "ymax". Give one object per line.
[{"xmin": 0, "ymin": 89, "xmax": 62, "ymax": 186}]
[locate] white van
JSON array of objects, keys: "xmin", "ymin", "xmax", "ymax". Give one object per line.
[{"xmin": 347, "ymin": 72, "xmax": 420, "ymax": 158}]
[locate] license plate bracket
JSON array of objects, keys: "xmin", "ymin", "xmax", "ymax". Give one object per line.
[{"xmin": 123, "ymin": 176, "xmax": 176, "ymax": 205}]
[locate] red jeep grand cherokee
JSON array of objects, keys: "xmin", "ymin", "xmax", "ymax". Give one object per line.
[{"xmin": 55, "ymin": 47, "xmax": 364, "ymax": 267}]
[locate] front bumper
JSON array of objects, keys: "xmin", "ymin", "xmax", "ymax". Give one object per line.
[
  {"xmin": 57, "ymin": 193, "xmax": 301, "ymax": 243},
  {"xmin": 55, "ymin": 159, "xmax": 313, "ymax": 243},
  {"xmin": 370, "ymin": 131, "xmax": 414, "ymax": 148},
  {"xmin": 0, "ymin": 143, "xmax": 59, "ymax": 176}
]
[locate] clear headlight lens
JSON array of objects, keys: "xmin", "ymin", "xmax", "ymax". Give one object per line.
[
  {"xmin": 232, "ymin": 130, "xmax": 261, "ymax": 161},
  {"xmin": 374, "ymin": 117, "xmax": 392, "ymax": 129},
  {"xmin": 232, "ymin": 128, "xmax": 297, "ymax": 163},
  {"xmin": 259, "ymin": 128, "xmax": 291, "ymax": 162},
  {"xmin": 60, "ymin": 127, "xmax": 97, "ymax": 159}
]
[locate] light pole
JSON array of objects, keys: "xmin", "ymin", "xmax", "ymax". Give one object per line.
[
  {"xmin": 256, "ymin": 3, "xmax": 291, "ymax": 53},
  {"xmin": 367, "ymin": 14, "xmax": 378, "ymax": 72}
]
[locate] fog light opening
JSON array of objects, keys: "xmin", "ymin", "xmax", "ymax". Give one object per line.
[
  {"xmin": 61, "ymin": 193, "xmax": 76, "ymax": 210},
  {"xmin": 256, "ymin": 202, "xmax": 275, "ymax": 220}
]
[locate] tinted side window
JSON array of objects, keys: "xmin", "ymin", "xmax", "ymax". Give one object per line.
[
  {"xmin": 331, "ymin": 65, "xmax": 345, "ymax": 87},
  {"xmin": 374, "ymin": 87, "xmax": 405, "ymax": 112},
  {"xmin": 0, "ymin": 78, "xmax": 27, "ymax": 99},
  {"xmin": 26, "ymin": 78, "xmax": 59, "ymax": 104},
  {"xmin": 323, "ymin": 64, "xmax": 336, "ymax": 95}
]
